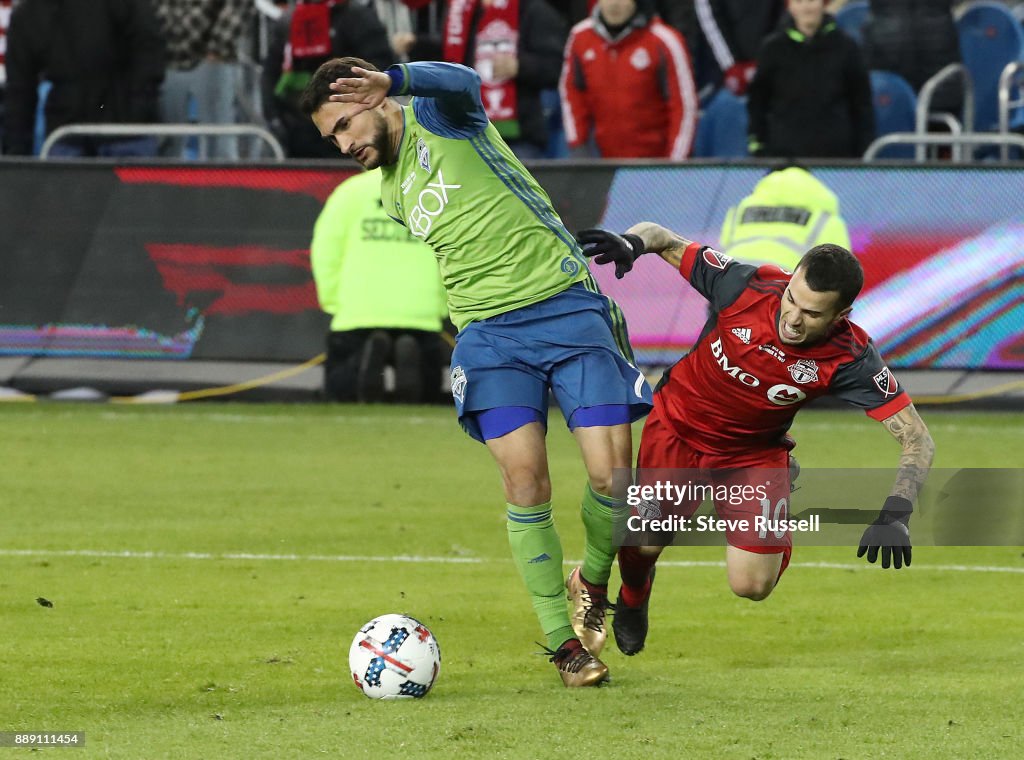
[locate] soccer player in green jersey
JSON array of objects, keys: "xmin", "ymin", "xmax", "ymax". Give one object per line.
[{"xmin": 300, "ymin": 58, "xmax": 653, "ymax": 687}]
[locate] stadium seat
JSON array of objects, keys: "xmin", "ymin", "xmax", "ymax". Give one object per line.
[
  {"xmin": 693, "ymin": 88, "xmax": 748, "ymax": 158},
  {"xmin": 869, "ymin": 70, "xmax": 917, "ymax": 158},
  {"xmin": 956, "ymin": 1, "xmax": 1024, "ymax": 131},
  {"xmin": 835, "ymin": 0, "xmax": 869, "ymax": 46}
]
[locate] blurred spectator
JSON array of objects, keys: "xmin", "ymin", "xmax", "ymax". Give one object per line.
[
  {"xmin": 694, "ymin": 0, "xmax": 785, "ymax": 96},
  {"xmin": 719, "ymin": 164, "xmax": 851, "ymax": 270},
  {"xmin": 0, "ymin": 1, "xmax": 16, "ymax": 153},
  {"xmin": 747, "ymin": 0, "xmax": 873, "ymax": 159},
  {"xmin": 372, "ymin": 0, "xmax": 443, "ymax": 62},
  {"xmin": 652, "ymin": 1, "xmax": 701, "ymax": 66},
  {"xmin": 154, "ymin": 1, "xmax": 254, "ymax": 160},
  {"xmin": 551, "ymin": 0, "xmax": 692, "ymax": 32},
  {"xmin": 442, "ymin": 0, "xmax": 567, "ymax": 160},
  {"xmin": 560, "ymin": 0, "xmax": 698, "ymax": 159},
  {"xmin": 5, "ymin": 0, "xmax": 164, "ymax": 157},
  {"xmin": 263, "ymin": 0, "xmax": 391, "ymax": 158},
  {"xmin": 548, "ymin": 0, "xmax": 587, "ymax": 23},
  {"xmin": 312, "ymin": 169, "xmax": 449, "ymax": 404},
  {"xmin": 0, "ymin": 0, "xmax": 15, "ymax": 152},
  {"xmin": 862, "ymin": 0, "xmax": 962, "ymax": 114}
]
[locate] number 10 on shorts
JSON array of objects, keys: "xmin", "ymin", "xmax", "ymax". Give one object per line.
[{"xmin": 758, "ymin": 497, "xmax": 789, "ymax": 539}]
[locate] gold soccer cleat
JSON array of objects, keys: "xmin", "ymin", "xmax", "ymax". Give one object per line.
[
  {"xmin": 550, "ymin": 643, "xmax": 610, "ymax": 688},
  {"xmin": 565, "ymin": 566, "xmax": 610, "ymax": 656}
]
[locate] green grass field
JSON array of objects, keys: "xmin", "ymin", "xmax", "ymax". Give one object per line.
[{"xmin": 2, "ymin": 403, "xmax": 1022, "ymax": 758}]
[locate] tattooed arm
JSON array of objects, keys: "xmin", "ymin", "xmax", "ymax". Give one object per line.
[
  {"xmin": 625, "ymin": 222, "xmax": 693, "ymax": 268},
  {"xmin": 880, "ymin": 403, "xmax": 936, "ymax": 504},
  {"xmin": 576, "ymin": 222, "xmax": 695, "ymax": 279},
  {"xmin": 857, "ymin": 402, "xmax": 935, "ymax": 569}
]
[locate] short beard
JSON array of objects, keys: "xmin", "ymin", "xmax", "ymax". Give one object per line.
[{"xmin": 364, "ymin": 111, "xmax": 394, "ymax": 169}]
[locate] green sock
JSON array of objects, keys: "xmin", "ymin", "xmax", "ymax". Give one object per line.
[
  {"xmin": 506, "ymin": 502, "xmax": 575, "ymax": 651},
  {"xmin": 580, "ymin": 483, "xmax": 622, "ymax": 587}
]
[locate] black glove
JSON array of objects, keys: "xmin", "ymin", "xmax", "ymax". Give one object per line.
[
  {"xmin": 576, "ymin": 228, "xmax": 647, "ymax": 279},
  {"xmin": 857, "ymin": 496, "xmax": 912, "ymax": 569}
]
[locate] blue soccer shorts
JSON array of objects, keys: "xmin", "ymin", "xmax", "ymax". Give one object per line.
[{"xmin": 450, "ymin": 283, "xmax": 653, "ymax": 442}]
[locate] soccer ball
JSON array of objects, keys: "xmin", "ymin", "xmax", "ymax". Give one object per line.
[{"xmin": 348, "ymin": 614, "xmax": 441, "ymax": 699}]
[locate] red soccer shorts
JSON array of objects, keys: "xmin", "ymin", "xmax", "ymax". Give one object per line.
[{"xmin": 633, "ymin": 397, "xmax": 792, "ymax": 576}]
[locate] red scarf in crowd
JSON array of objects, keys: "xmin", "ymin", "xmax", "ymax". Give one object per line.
[
  {"xmin": 288, "ymin": 0, "xmax": 340, "ymax": 62},
  {"xmin": 443, "ymin": 0, "xmax": 520, "ymax": 131},
  {"xmin": 0, "ymin": 0, "xmax": 12, "ymax": 87}
]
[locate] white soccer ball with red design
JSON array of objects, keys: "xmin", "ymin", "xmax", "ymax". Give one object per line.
[{"xmin": 348, "ymin": 614, "xmax": 441, "ymax": 699}]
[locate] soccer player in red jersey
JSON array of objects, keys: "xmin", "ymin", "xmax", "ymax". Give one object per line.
[{"xmin": 577, "ymin": 222, "xmax": 936, "ymax": 656}]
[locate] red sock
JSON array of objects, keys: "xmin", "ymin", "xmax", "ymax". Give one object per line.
[
  {"xmin": 556, "ymin": 638, "xmax": 583, "ymax": 658},
  {"xmin": 618, "ymin": 546, "xmax": 655, "ymax": 608},
  {"xmin": 579, "ymin": 573, "xmax": 608, "ymax": 598}
]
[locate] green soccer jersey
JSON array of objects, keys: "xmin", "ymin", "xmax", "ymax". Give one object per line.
[{"xmin": 380, "ymin": 62, "xmax": 591, "ymax": 330}]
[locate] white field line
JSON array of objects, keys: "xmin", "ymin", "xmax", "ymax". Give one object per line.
[
  {"xmin": 4, "ymin": 410, "xmax": 452, "ymax": 425},
  {"xmin": 7, "ymin": 409, "xmax": 1023, "ymax": 435},
  {"xmin": 1, "ymin": 549, "xmax": 1021, "ymax": 574}
]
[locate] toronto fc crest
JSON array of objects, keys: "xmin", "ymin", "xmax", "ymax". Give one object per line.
[{"xmin": 787, "ymin": 358, "xmax": 819, "ymax": 384}]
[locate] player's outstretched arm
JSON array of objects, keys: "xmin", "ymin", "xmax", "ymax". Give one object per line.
[
  {"xmin": 625, "ymin": 222, "xmax": 693, "ymax": 268},
  {"xmin": 857, "ymin": 403, "xmax": 936, "ymax": 569},
  {"xmin": 576, "ymin": 222, "xmax": 693, "ymax": 279}
]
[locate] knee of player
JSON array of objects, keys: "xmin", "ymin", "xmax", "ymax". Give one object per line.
[
  {"xmin": 729, "ymin": 577, "xmax": 775, "ymax": 602},
  {"xmin": 502, "ymin": 469, "xmax": 552, "ymax": 506},
  {"xmin": 586, "ymin": 471, "xmax": 616, "ymax": 497}
]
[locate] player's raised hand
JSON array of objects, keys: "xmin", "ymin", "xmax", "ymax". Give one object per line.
[
  {"xmin": 576, "ymin": 228, "xmax": 646, "ymax": 279},
  {"xmin": 328, "ymin": 67, "xmax": 392, "ymax": 114},
  {"xmin": 857, "ymin": 496, "xmax": 912, "ymax": 569}
]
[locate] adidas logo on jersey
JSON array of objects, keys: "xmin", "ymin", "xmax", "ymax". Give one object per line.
[{"xmin": 731, "ymin": 327, "xmax": 752, "ymax": 344}]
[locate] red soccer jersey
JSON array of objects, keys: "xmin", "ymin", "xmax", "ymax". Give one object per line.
[{"xmin": 656, "ymin": 243, "xmax": 911, "ymax": 455}]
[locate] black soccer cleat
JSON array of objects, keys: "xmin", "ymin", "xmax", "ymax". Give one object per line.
[{"xmin": 612, "ymin": 568, "xmax": 655, "ymax": 656}]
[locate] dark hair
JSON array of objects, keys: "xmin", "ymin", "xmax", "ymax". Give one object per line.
[
  {"xmin": 299, "ymin": 57, "xmax": 380, "ymax": 117},
  {"xmin": 797, "ymin": 244, "xmax": 863, "ymax": 311}
]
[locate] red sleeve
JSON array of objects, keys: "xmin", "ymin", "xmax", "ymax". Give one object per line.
[
  {"xmin": 865, "ymin": 392, "xmax": 912, "ymax": 421},
  {"xmin": 651, "ymin": 23, "xmax": 698, "ymax": 159},
  {"xmin": 678, "ymin": 242, "xmax": 758, "ymax": 310},
  {"xmin": 678, "ymin": 241, "xmax": 705, "ymax": 279},
  {"xmin": 559, "ymin": 31, "xmax": 591, "ymax": 150},
  {"xmin": 830, "ymin": 342, "xmax": 913, "ymax": 419}
]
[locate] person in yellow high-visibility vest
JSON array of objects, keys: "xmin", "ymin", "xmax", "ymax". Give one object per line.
[
  {"xmin": 719, "ymin": 165, "xmax": 851, "ymax": 271},
  {"xmin": 311, "ymin": 168, "xmax": 448, "ymax": 402}
]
